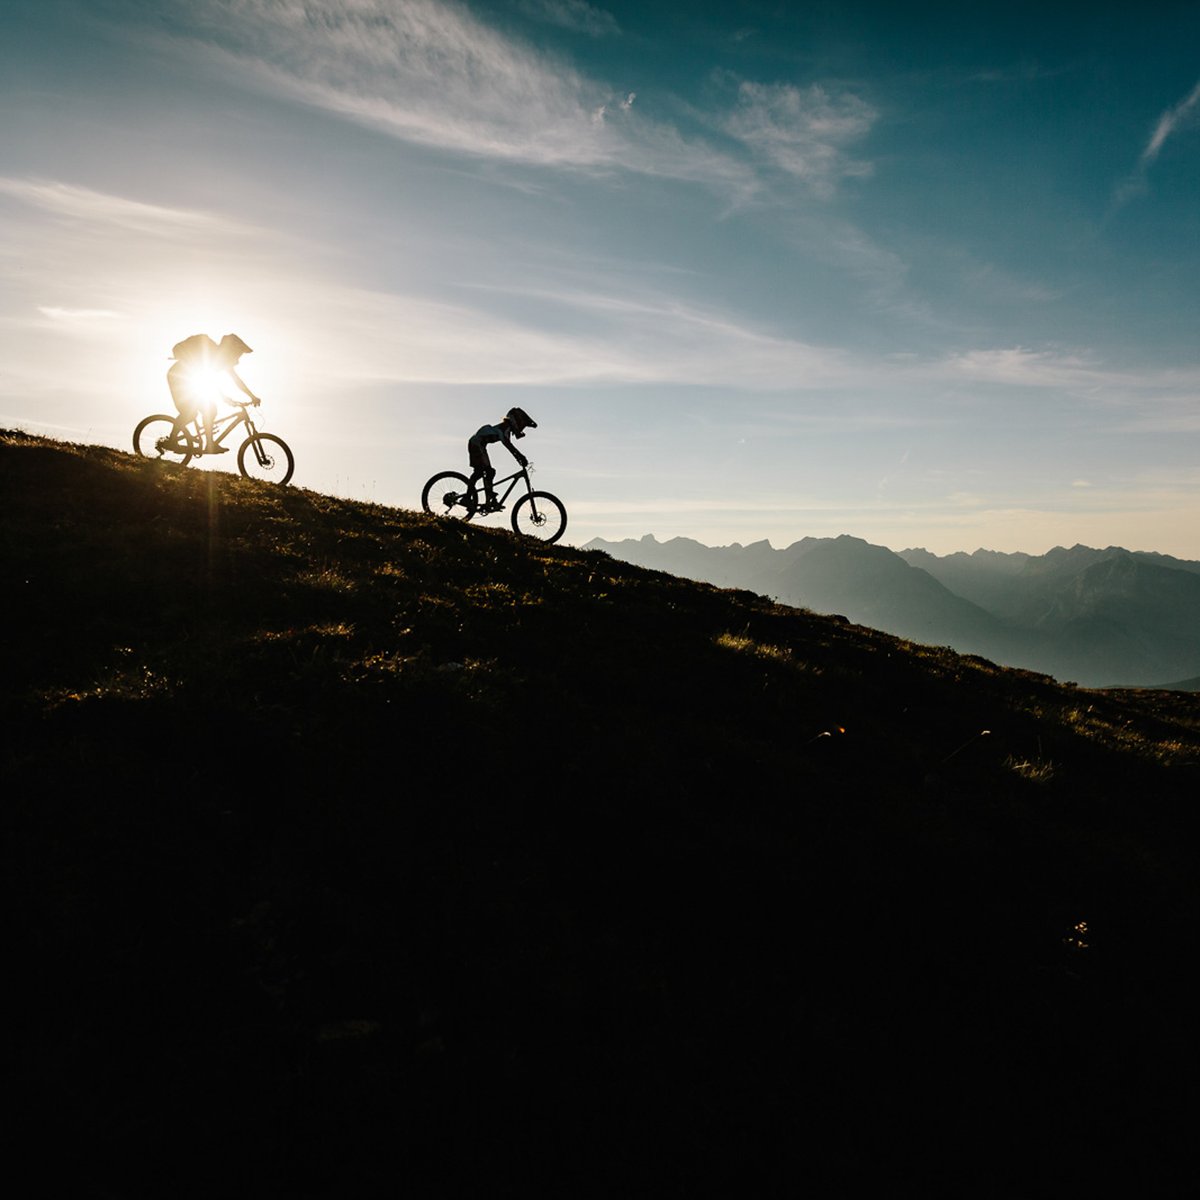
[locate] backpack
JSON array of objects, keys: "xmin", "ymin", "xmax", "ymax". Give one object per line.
[{"xmin": 171, "ymin": 333, "xmax": 217, "ymax": 362}]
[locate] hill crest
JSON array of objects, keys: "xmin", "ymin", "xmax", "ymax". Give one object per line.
[{"xmin": 6, "ymin": 429, "xmax": 1200, "ymax": 1194}]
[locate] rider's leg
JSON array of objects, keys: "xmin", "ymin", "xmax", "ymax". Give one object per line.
[
  {"xmin": 166, "ymin": 367, "xmax": 195, "ymax": 447},
  {"xmin": 467, "ymin": 467, "xmax": 498, "ymax": 505},
  {"xmin": 467, "ymin": 439, "xmax": 497, "ymax": 504},
  {"xmin": 200, "ymin": 403, "xmax": 226, "ymax": 453}
]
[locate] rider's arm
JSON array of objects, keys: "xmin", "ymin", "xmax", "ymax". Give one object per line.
[
  {"xmin": 500, "ymin": 429, "xmax": 528, "ymax": 467},
  {"xmin": 228, "ymin": 368, "xmax": 261, "ymax": 405}
]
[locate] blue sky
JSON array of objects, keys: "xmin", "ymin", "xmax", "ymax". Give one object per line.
[{"xmin": 3, "ymin": 0, "xmax": 1198, "ymax": 554}]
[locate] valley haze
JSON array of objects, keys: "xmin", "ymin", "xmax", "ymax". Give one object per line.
[{"xmin": 587, "ymin": 531, "xmax": 1200, "ymax": 689}]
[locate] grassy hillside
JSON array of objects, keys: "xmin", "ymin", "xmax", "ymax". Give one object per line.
[{"xmin": 4, "ymin": 429, "xmax": 1199, "ymax": 1195}]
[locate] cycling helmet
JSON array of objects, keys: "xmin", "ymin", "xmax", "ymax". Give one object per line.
[
  {"xmin": 506, "ymin": 406, "xmax": 537, "ymax": 438},
  {"xmin": 219, "ymin": 333, "xmax": 253, "ymax": 356}
]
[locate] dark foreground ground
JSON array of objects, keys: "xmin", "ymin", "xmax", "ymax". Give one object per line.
[{"xmin": 4, "ymin": 431, "xmax": 1199, "ymax": 1195}]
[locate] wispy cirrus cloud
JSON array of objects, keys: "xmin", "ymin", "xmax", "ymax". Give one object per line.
[
  {"xmin": 941, "ymin": 346, "xmax": 1102, "ymax": 388},
  {"xmin": 5, "ymin": 173, "xmax": 1190, "ymax": 409},
  {"xmin": 0, "ymin": 177, "xmax": 236, "ymax": 233},
  {"xmin": 450, "ymin": 278, "xmax": 862, "ymax": 387},
  {"xmin": 191, "ymin": 0, "xmax": 607, "ymax": 163},
  {"xmin": 38, "ymin": 307, "xmax": 123, "ymax": 321},
  {"xmin": 1113, "ymin": 77, "xmax": 1200, "ymax": 206},
  {"xmin": 936, "ymin": 346, "xmax": 1200, "ymax": 414},
  {"xmin": 0, "ymin": 173, "xmax": 848, "ymax": 394},
  {"xmin": 516, "ymin": 0, "xmax": 619, "ymax": 38},
  {"xmin": 144, "ymin": 1, "xmax": 879, "ymax": 206},
  {"xmin": 1141, "ymin": 77, "xmax": 1200, "ymax": 165},
  {"xmin": 158, "ymin": 0, "xmax": 753, "ymax": 195},
  {"xmin": 722, "ymin": 81, "xmax": 877, "ymax": 198}
]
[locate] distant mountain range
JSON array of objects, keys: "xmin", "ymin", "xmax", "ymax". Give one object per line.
[{"xmin": 583, "ymin": 534, "xmax": 1200, "ymax": 688}]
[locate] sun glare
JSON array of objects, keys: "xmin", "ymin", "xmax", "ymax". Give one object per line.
[
  {"xmin": 131, "ymin": 306, "xmax": 299, "ymax": 405},
  {"xmin": 187, "ymin": 366, "xmax": 226, "ymax": 406}
]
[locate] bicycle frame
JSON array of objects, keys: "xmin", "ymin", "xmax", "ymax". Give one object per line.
[
  {"xmin": 468, "ymin": 466, "xmax": 557, "ymax": 520},
  {"xmin": 137, "ymin": 397, "xmax": 294, "ymax": 483},
  {"xmin": 472, "ymin": 466, "xmax": 531, "ymax": 508},
  {"xmin": 183, "ymin": 403, "xmax": 257, "ymax": 453},
  {"xmin": 423, "ymin": 461, "xmax": 566, "ymax": 541}
]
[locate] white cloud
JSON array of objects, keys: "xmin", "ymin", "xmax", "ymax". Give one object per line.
[
  {"xmin": 936, "ymin": 347, "xmax": 1200, "ymax": 420},
  {"xmin": 516, "ymin": 0, "xmax": 619, "ymax": 38},
  {"xmin": 941, "ymin": 346, "xmax": 1102, "ymax": 388},
  {"xmin": 722, "ymin": 81, "xmax": 876, "ymax": 198},
  {"xmin": 161, "ymin": 0, "xmax": 752, "ymax": 194},
  {"xmin": 38, "ymin": 307, "xmax": 123, "ymax": 321},
  {"xmin": 960, "ymin": 260, "xmax": 1060, "ymax": 305},
  {"xmin": 0, "ymin": 175, "xmax": 850, "ymax": 396},
  {"xmin": 1113, "ymin": 77, "xmax": 1200, "ymax": 206},
  {"xmin": 7, "ymin": 169, "xmax": 1197, "ymax": 476},
  {"xmin": 451, "ymin": 280, "xmax": 864, "ymax": 387},
  {"xmin": 106, "ymin": 4, "xmax": 885, "ymax": 209},
  {"xmin": 0, "ymin": 177, "xmax": 237, "ymax": 234},
  {"xmin": 1141, "ymin": 77, "xmax": 1200, "ymax": 165}
]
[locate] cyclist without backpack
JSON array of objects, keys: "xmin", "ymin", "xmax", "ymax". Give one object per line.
[
  {"xmin": 467, "ymin": 407, "xmax": 537, "ymax": 512},
  {"xmin": 167, "ymin": 333, "xmax": 260, "ymax": 454}
]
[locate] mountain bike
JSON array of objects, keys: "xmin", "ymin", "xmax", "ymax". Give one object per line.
[
  {"xmin": 421, "ymin": 464, "xmax": 567, "ymax": 544},
  {"xmin": 133, "ymin": 399, "xmax": 295, "ymax": 485}
]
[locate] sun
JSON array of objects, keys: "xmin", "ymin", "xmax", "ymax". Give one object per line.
[
  {"xmin": 183, "ymin": 365, "xmax": 228, "ymax": 406},
  {"xmin": 117, "ymin": 298, "xmax": 326, "ymax": 470},
  {"xmin": 134, "ymin": 306, "xmax": 288, "ymax": 396}
]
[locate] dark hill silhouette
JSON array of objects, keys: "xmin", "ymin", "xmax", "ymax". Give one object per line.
[
  {"xmin": 1158, "ymin": 675, "xmax": 1200, "ymax": 691},
  {"xmin": 5, "ymin": 430, "xmax": 1200, "ymax": 1195},
  {"xmin": 590, "ymin": 533, "xmax": 1200, "ymax": 686}
]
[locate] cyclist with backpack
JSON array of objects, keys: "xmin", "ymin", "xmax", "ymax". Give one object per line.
[
  {"xmin": 167, "ymin": 333, "xmax": 260, "ymax": 454},
  {"xmin": 467, "ymin": 407, "xmax": 537, "ymax": 512}
]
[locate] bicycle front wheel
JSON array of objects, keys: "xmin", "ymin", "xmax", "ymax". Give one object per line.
[
  {"xmin": 133, "ymin": 415, "xmax": 198, "ymax": 466},
  {"xmin": 512, "ymin": 491, "xmax": 567, "ymax": 543},
  {"xmin": 238, "ymin": 433, "xmax": 295, "ymax": 485},
  {"xmin": 422, "ymin": 471, "xmax": 477, "ymax": 520}
]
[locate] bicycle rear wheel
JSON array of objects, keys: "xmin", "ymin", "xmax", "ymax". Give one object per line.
[
  {"xmin": 133, "ymin": 415, "xmax": 198, "ymax": 466},
  {"xmin": 511, "ymin": 491, "xmax": 567, "ymax": 543},
  {"xmin": 238, "ymin": 433, "xmax": 295, "ymax": 485},
  {"xmin": 422, "ymin": 471, "xmax": 477, "ymax": 519}
]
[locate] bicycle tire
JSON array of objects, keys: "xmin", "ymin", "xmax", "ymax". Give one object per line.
[
  {"xmin": 511, "ymin": 491, "xmax": 567, "ymax": 543},
  {"xmin": 237, "ymin": 433, "xmax": 295, "ymax": 485},
  {"xmin": 422, "ymin": 471, "xmax": 477, "ymax": 520},
  {"xmin": 133, "ymin": 414, "xmax": 198, "ymax": 466}
]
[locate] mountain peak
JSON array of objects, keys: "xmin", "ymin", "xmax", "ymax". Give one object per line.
[{"xmin": 591, "ymin": 529, "xmax": 1200, "ymax": 686}]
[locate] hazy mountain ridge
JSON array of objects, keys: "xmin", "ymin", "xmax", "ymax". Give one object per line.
[{"xmin": 586, "ymin": 534, "xmax": 1200, "ymax": 687}]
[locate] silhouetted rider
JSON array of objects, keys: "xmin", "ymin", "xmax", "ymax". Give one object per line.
[
  {"xmin": 167, "ymin": 332, "xmax": 260, "ymax": 454},
  {"xmin": 467, "ymin": 407, "xmax": 537, "ymax": 512}
]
